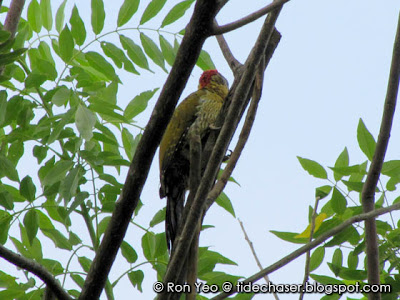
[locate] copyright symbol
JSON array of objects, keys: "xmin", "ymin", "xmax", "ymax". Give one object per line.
[
  {"xmin": 153, "ymin": 281, "xmax": 164, "ymax": 293},
  {"xmin": 222, "ymin": 282, "xmax": 233, "ymax": 293}
]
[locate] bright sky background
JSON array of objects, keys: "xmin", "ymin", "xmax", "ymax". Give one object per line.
[{"xmin": 2, "ymin": 0, "xmax": 400, "ymax": 299}]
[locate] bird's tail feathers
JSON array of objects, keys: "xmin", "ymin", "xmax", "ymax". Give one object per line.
[{"xmin": 166, "ymin": 188, "xmax": 185, "ymax": 252}]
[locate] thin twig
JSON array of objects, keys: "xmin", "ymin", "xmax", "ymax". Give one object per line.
[
  {"xmin": 214, "ymin": 20, "xmax": 242, "ymax": 74},
  {"xmin": 3, "ymin": 0, "xmax": 25, "ymax": 37},
  {"xmin": 238, "ymin": 219, "xmax": 279, "ymax": 300},
  {"xmin": 211, "ymin": 202, "xmax": 400, "ymax": 300},
  {"xmin": 0, "ymin": 244, "xmax": 72, "ymax": 300},
  {"xmin": 0, "ymin": 0, "xmax": 26, "ymax": 75},
  {"xmin": 299, "ymin": 196, "xmax": 320, "ymax": 300},
  {"xmin": 361, "ymin": 10, "xmax": 400, "ymax": 300},
  {"xmin": 213, "ymin": 0, "xmax": 290, "ymax": 35}
]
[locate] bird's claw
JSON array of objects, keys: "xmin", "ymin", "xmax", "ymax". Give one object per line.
[{"xmin": 223, "ymin": 150, "xmax": 232, "ymax": 162}]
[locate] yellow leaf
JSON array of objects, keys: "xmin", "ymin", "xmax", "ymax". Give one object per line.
[{"xmin": 296, "ymin": 213, "xmax": 328, "ymax": 238}]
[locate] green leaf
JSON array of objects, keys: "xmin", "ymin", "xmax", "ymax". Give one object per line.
[
  {"xmin": 0, "ymin": 211, "xmax": 11, "ymax": 244},
  {"xmin": 41, "ymin": 228, "xmax": 72, "ymax": 250},
  {"xmin": 140, "ymin": 0, "xmax": 167, "ymax": 25},
  {"xmin": 161, "ymin": 0, "xmax": 195, "ymax": 27},
  {"xmin": 381, "ymin": 160, "xmax": 400, "ymax": 177},
  {"xmin": 330, "ymin": 187, "xmax": 347, "ymax": 215},
  {"xmin": 55, "ymin": 0, "xmax": 67, "ymax": 33},
  {"xmin": 0, "ymin": 30, "xmax": 11, "ymax": 43},
  {"xmin": 347, "ymin": 251, "xmax": 358, "ymax": 269},
  {"xmin": 337, "ymin": 267, "xmax": 367, "ymax": 281},
  {"xmin": 71, "ymin": 274, "xmax": 85, "ymax": 288},
  {"xmin": 0, "ymin": 154, "xmax": 19, "ymax": 181},
  {"xmin": 33, "ymin": 145, "xmax": 47, "ymax": 164},
  {"xmin": 70, "ymin": 6, "xmax": 86, "ymax": 46},
  {"xmin": 120, "ymin": 35, "xmax": 150, "ymax": 70},
  {"xmin": 23, "ymin": 210, "xmax": 39, "ymax": 246},
  {"xmin": 38, "ymin": 41, "xmax": 55, "ymax": 64},
  {"xmin": 47, "ymin": 109, "xmax": 75, "ymax": 144},
  {"xmin": 0, "ymin": 189, "xmax": 13, "ymax": 210},
  {"xmin": 28, "ymin": 0, "xmax": 42, "ymax": 33},
  {"xmin": 40, "ymin": 0, "xmax": 52, "ymax": 31},
  {"xmin": 91, "ymin": 0, "xmax": 105, "ymax": 35},
  {"xmin": 309, "ymin": 247, "xmax": 325, "ymax": 271},
  {"xmin": 0, "ymin": 91, "xmax": 7, "ymax": 125},
  {"xmin": 315, "ymin": 185, "xmax": 331, "ymax": 200},
  {"xmin": 25, "ymin": 71, "xmax": 47, "ymax": 88},
  {"xmin": 333, "ymin": 147, "xmax": 349, "ymax": 181},
  {"xmin": 270, "ymin": 230, "xmax": 308, "ymax": 244},
  {"xmin": 121, "ymin": 241, "xmax": 138, "ymax": 263},
  {"xmin": 128, "ymin": 270, "xmax": 144, "ymax": 292},
  {"xmin": 101, "ymin": 42, "xmax": 124, "ymax": 68},
  {"xmin": 332, "ymin": 248, "xmax": 343, "ymax": 268},
  {"xmin": 310, "ymin": 274, "xmax": 343, "ymax": 285},
  {"xmin": 76, "ymin": 104, "xmax": 96, "ymax": 140},
  {"xmin": 325, "ymin": 225, "xmax": 360, "ymax": 247},
  {"xmin": 357, "ymin": 118, "xmax": 376, "ymax": 161},
  {"xmin": 59, "ymin": 25, "xmax": 74, "ymax": 62},
  {"xmin": 329, "ymin": 164, "xmax": 367, "ymax": 176},
  {"xmin": 197, "ymin": 50, "xmax": 215, "ymax": 71},
  {"xmin": 67, "ymin": 192, "xmax": 89, "ymax": 215},
  {"xmin": 124, "ymin": 88, "xmax": 158, "ymax": 119},
  {"xmin": 122, "ymin": 127, "xmax": 135, "ymax": 160},
  {"xmin": 198, "ymin": 247, "xmax": 237, "ymax": 276},
  {"xmin": 149, "ymin": 208, "xmax": 165, "ymax": 227},
  {"xmin": 297, "ymin": 156, "xmax": 327, "ymax": 179},
  {"xmin": 117, "ymin": 0, "xmax": 140, "ymax": 27},
  {"xmin": 85, "ymin": 51, "xmax": 117, "ymax": 81},
  {"xmin": 20, "ymin": 176, "xmax": 36, "ymax": 202},
  {"xmin": 42, "ymin": 259, "xmax": 63, "ymax": 275},
  {"xmin": 159, "ymin": 35, "xmax": 176, "ymax": 66},
  {"xmin": 98, "ymin": 216, "xmax": 111, "ymax": 237},
  {"xmin": 342, "ymin": 180, "xmax": 365, "ymax": 192},
  {"xmin": 215, "ymin": 191, "xmax": 235, "ymax": 217},
  {"xmin": 8, "ymin": 141, "xmax": 24, "ymax": 165},
  {"xmin": 78, "ymin": 256, "xmax": 92, "ymax": 272},
  {"xmin": 142, "ymin": 231, "xmax": 156, "ymax": 260},
  {"xmin": 140, "ymin": 33, "xmax": 166, "ymax": 71},
  {"xmin": 0, "ymin": 48, "xmax": 27, "ymax": 66},
  {"xmin": 42, "ymin": 160, "xmax": 73, "ymax": 186},
  {"xmin": 52, "ymin": 86, "xmax": 71, "ymax": 106},
  {"xmin": 61, "ymin": 167, "xmax": 82, "ymax": 203},
  {"xmin": 200, "ymin": 271, "xmax": 242, "ymax": 287}
]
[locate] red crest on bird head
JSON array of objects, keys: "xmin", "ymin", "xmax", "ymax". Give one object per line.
[{"xmin": 199, "ymin": 69, "xmax": 219, "ymax": 89}]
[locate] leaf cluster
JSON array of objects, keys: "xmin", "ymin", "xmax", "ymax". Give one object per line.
[{"xmin": 273, "ymin": 119, "xmax": 400, "ymax": 299}]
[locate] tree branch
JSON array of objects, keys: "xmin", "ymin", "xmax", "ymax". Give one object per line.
[
  {"xmin": 160, "ymin": 5, "xmax": 284, "ymax": 297},
  {"xmin": 211, "ymin": 202, "xmax": 400, "ymax": 300},
  {"xmin": 214, "ymin": 21, "xmax": 242, "ymax": 74},
  {"xmin": 213, "ymin": 0, "xmax": 290, "ymax": 35},
  {"xmin": 3, "ymin": 0, "xmax": 25, "ymax": 37},
  {"xmin": 78, "ymin": 1, "xmax": 222, "ymax": 299},
  {"xmin": 361, "ymin": 10, "xmax": 400, "ymax": 300},
  {"xmin": 0, "ymin": 0, "xmax": 26, "ymax": 75},
  {"xmin": 0, "ymin": 244, "xmax": 72, "ymax": 300}
]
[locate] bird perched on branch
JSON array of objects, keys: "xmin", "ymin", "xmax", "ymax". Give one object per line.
[{"xmin": 159, "ymin": 69, "xmax": 229, "ymax": 251}]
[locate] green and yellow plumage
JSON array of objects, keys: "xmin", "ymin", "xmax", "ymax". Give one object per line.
[{"xmin": 159, "ymin": 69, "xmax": 229, "ymax": 251}]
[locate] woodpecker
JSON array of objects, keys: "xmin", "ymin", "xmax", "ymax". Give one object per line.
[{"xmin": 159, "ymin": 69, "xmax": 229, "ymax": 251}]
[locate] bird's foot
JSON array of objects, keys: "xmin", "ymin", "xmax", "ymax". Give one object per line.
[{"xmin": 223, "ymin": 150, "xmax": 232, "ymax": 162}]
